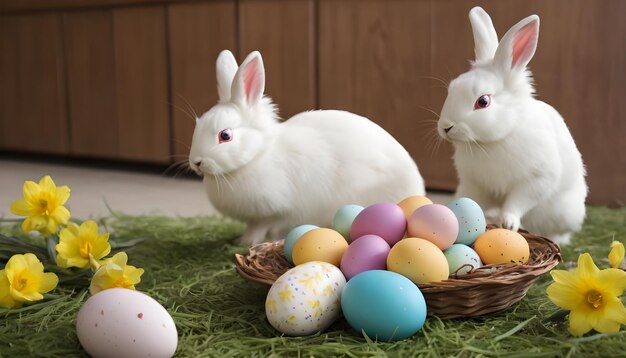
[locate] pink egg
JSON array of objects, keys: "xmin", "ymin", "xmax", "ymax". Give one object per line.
[
  {"xmin": 349, "ymin": 202, "xmax": 407, "ymax": 246},
  {"xmin": 340, "ymin": 235, "xmax": 391, "ymax": 280},
  {"xmin": 407, "ymin": 204, "xmax": 459, "ymax": 250}
]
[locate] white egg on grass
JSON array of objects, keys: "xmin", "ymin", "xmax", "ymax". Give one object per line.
[{"xmin": 76, "ymin": 288, "xmax": 178, "ymax": 358}]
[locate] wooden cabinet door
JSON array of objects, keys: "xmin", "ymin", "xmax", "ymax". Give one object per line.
[
  {"xmin": 168, "ymin": 1, "xmax": 237, "ymax": 161},
  {"xmin": 0, "ymin": 13, "xmax": 69, "ymax": 154},
  {"xmin": 239, "ymin": 0, "xmax": 316, "ymax": 120},
  {"xmin": 64, "ymin": 6, "xmax": 170, "ymax": 163}
]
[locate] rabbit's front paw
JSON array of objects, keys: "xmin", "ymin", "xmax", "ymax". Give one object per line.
[{"xmin": 500, "ymin": 212, "xmax": 520, "ymax": 232}]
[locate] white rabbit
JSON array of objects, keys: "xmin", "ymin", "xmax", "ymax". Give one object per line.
[
  {"xmin": 437, "ymin": 7, "xmax": 587, "ymax": 244},
  {"xmin": 190, "ymin": 50, "xmax": 425, "ymax": 245}
]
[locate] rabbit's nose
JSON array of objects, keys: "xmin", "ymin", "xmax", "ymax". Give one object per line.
[
  {"xmin": 192, "ymin": 158, "xmax": 202, "ymax": 168},
  {"xmin": 444, "ymin": 125, "xmax": 454, "ymax": 133}
]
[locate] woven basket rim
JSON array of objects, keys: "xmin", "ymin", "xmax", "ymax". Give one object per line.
[{"xmin": 234, "ymin": 227, "xmax": 562, "ymax": 288}]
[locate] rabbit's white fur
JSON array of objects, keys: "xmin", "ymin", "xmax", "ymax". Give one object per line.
[
  {"xmin": 438, "ymin": 7, "xmax": 587, "ymax": 244},
  {"xmin": 190, "ymin": 50, "xmax": 425, "ymax": 245}
]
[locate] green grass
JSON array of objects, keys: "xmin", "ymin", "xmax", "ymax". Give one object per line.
[{"xmin": 1, "ymin": 207, "xmax": 626, "ymax": 357}]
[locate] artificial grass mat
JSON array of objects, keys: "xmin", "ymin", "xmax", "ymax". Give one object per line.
[{"xmin": 1, "ymin": 207, "xmax": 626, "ymax": 357}]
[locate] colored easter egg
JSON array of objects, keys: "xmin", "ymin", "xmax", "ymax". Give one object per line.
[
  {"xmin": 332, "ymin": 204, "xmax": 364, "ymax": 241},
  {"xmin": 265, "ymin": 262, "xmax": 346, "ymax": 336},
  {"xmin": 350, "ymin": 202, "xmax": 407, "ymax": 247},
  {"xmin": 443, "ymin": 244, "xmax": 482, "ymax": 276},
  {"xmin": 397, "ymin": 195, "xmax": 433, "ymax": 220},
  {"xmin": 407, "ymin": 204, "xmax": 459, "ymax": 250},
  {"xmin": 292, "ymin": 228, "xmax": 348, "ymax": 267},
  {"xmin": 340, "ymin": 234, "xmax": 391, "ymax": 280},
  {"xmin": 387, "ymin": 237, "xmax": 449, "ymax": 284},
  {"xmin": 284, "ymin": 225, "xmax": 318, "ymax": 264},
  {"xmin": 341, "ymin": 270, "xmax": 427, "ymax": 341},
  {"xmin": 446, "ymin": 197, "xmax": 486, "ymax": 245},
  {"xmin": 473, "ymin": 229, "xmax": 530, "ymax": 265}
]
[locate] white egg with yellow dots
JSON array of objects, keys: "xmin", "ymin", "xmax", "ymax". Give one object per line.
[{"xmin": 265, "ymin": 261, "xmax": 346, "ymax": 336}]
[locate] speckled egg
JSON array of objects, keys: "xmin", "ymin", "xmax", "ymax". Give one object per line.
[
  {"xmin": 446, "ymin": 197, "xmax": 486, "ymax": 245},
  {"xmin": 350, "ymin": 202, "xmax": 407, "ymax": 247},
  {"xmin": 292, "ymin": 228, "xmax": 348, "ymax": 267},
  {"xmin": 407, "ymin": 204, "xmax": 459, "ymax": 250},
  {"xmin": 443, "ymin": 244, "xmax": 482, "ymax": 276},
  {"xmin": 340, "ymin": 234, "xmax": 391, "ymax": 280},
  {"xmin": 265, "ymin": 261, "xmax": 346, "ymax": 336},
  {"xmin": 76, "ymin": 288, "xmax": 178, "ymax": 358},
  {"xmin": 387, "ymin": 237, "xmax": 449, "ymax": 284},
  {"xmin": 473, "ymin": 229, "xmax": 530, "ymax": 265},
  {"xmin": 284, "ymin": 225, "xmax": 318, "ymax": 264},
  {"xmin": 397, "ymin": 195, "xmax": 433, "ymax": 220},
  {"xmin": 332, "ymin": 204, "xmax": 364, "ymax": 241}
]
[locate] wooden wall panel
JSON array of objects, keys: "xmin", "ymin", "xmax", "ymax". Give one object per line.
[
  {"xmin": 318, "ymin": 0, "xmax": 434, "ymax": 188},
  {"xmin": 64, "ymin": 10, "xmax": 119, "ymax": 158},
  {"xmin": 239, "ymin": 0, "xmax": 315, "ymax": 120},
  {"xmin": 113, "ymin": 6, "xmax": 170, "ymax": 163},
  {"xmin": 168, "ymin": 1, "xmax": 236, "ymax": 159},
  {"xmin": 0, "ymin": 13, "xmax": 68, "ymax": 154}
]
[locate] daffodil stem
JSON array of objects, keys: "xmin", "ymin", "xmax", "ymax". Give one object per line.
[
  {"xmin": 46, "ymin": 236, "xmax": 57, "ymax": 265},
  {"xmin": 89, "ymin": 254, "xmax": 101, "ymax": 272}
]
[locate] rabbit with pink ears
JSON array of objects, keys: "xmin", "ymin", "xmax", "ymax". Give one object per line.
[
  {"xmin": 438, "ymin": 7, "xmax": 587, "ymax": 244},
  {"xmin": 189, "ymin": 50, "xmax": 425, "ymax": 245}
]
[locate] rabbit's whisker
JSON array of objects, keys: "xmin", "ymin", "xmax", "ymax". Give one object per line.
[
  {"xmin": 178, "ymin": 94, "xmax": 200, "ymax": 120},
  {"xmin": 170, "ymin": 102, "xmax": 197, "ymax": 122},
  {"xmin": 422, "ymin": 75, "xmax": 450, "ymax": 89},
  {"xmin": 416, "ymin": 106, "xmax": 441, "ymax": 119}
]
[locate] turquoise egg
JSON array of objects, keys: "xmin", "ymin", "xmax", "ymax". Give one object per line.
[
  {"xmin": 332, "ymin": 204, "xmax": 364, "ymax": 241},
  {"xmin": 283, "ymin": 225, "xmax": 318, "ymax": 264},
  {"xmin": 340, "ymin": 270, "xmax": 427, "ymax": 341},
  {"xmin": 443, "ymin": 244, "xmax": 482, "ymax": 276},
  {"xmin": 446, "ymin": 197, "xmax": 486, "ymax": 245}
]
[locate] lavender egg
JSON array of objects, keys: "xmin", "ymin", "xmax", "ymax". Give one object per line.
[
  {"xmin": 340, "ymin": 235, "xmax": 391, "ymax": 280},
  {"xmin": 350, "ymin": 202, "xmax": 407, "ymax": 247},
  {"xmin": 407, "ymin": 204, "xmax": 459, "ymax": 250}
]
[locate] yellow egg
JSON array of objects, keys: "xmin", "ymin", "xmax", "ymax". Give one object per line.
[
  {"xmin": 292, "ymin": 228, "xmax": 348, "ymax": 267},
  {"xmin": 397, "ymin": 196, "xmax": 434, "ymax": 220},
  {"xmin": 473, "ymin": 229, "xmax": 530, "ymax": 265},
  {"xmin": 387, "ymin": 237, "xmax": 449, "ymax": 284}
]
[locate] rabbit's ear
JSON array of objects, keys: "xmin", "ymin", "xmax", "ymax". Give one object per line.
[
  {"xmin": 216, "ymin": 50, "xmax": 238, "ymax": 102},
  {"xmin": 469, "ymin": 7, "xmax": 498, "ymax": 63},
  {"xmin": 493, "ymin": 14, "xmax": 540, "ymax": 74},
  {"xmin": 231, "ymin": 51, "xmax": 265, "ymax": 107}
]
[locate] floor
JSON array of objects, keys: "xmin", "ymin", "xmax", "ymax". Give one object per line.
[{"xmin": 0, "ymin": 157, "xmax": 452, "ymax": 220}]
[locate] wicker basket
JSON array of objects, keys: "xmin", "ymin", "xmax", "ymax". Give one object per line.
[{"xmin": 234, "ymin": 227, "xmax": 562, "ymax": 319}]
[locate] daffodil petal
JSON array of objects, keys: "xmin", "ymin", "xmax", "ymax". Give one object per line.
[
  {"xmin": 51, "ymin": 206, "xmax": 71, "ymax": 226},
  {"xmin": 38, "ymin": 272, "xmax": 58, "ymax": 294},
  {"xmin": 5, "ymin": 254, "xmax": 28, "ymax": 278},
  {"xmin": 551, "ymin": 269, "xmax": 584, "ymax": 288},
  {"xmin": 38, "ymin": 176, "xmax": 57, "ymax": 192},
  {"xmin": 110, "ymin": 252, "xmax": 128, "ymax": 266},
  {"xmin": 10, "ymin": 287, "xmax": 43, "ymax": 302},
  {"xmin": 547, "ymin": 283, "xmax": 585, "ymax": 310},
  {"xmin": 576, "ymin": 253, "xmax": 600, "ymax": 281},
  {"xmin": 22, "ymin": 180, "xmax": 41, "ymax": 203},
  {"xmin": 55, "ymin": 185, "xmax": 71, "ymax": 206},
  {"xmin": 124, "ymin": 266, "xmax": 144, "ymax": 284},
  {"xmin": 0, "ymin": 270, "xmax": 19, "ymax": 308},
  {"xmin": 568, "ymin": 310, "xmax": 594, "ymax": 337},
  {"xmin": 609, "ymin": 241, "xmax": 625, "ymax": 269},
  {"xmin": 79, "ymin": 220, "xmax": 99, "ymax": 237},
  {"xmin": 10, "ymin": 199, "xmax": 31, "ymax": 216},
  {"xmin": 23, "ymin": 253, "xmax": 44, "ymax": 272},
  {"xmin": 595, "ymin": 268, "xmax": 626, "ymax": 296}
]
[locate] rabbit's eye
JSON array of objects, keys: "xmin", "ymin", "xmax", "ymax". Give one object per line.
[
  {"xmin": 474, "ymin": 95, "xmax": 491, "ymax": 110},
  {"xmin": 218, "ymin": 128, "xmax": 233, "ymax": 143}
]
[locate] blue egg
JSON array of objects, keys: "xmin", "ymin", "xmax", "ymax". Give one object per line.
[
  {"xmin": 443, "ymin": 244, "xmax": 482, "ymax": 276},
  {"xmin": 332, "ymin": 204, "xmax": 364, "ymax": 241},
  {"xmin": 446, "ymin": 197, "xmax": 486, "ymax": 245},
  {"xmin": 283, "ymin": 225, "xmax": 318, "ymax": 264},
  {"xmin": 341, "ymin": 270, "xmax": 427, "ymax": 341}
]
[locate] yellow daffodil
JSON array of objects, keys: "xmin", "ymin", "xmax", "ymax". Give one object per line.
[
  {"xmin": 3, "ymin": 253, "xmax": 58, "ymax": 304},
  {"xmin": 90, "ymin": 252, "xmax": 144, "ymax": 295},
  {"xmin": 609, "ymin": 241, "xmax": 625, "ymax": 269},
  {"xmin": 10, "ymin": 176, "xmax": 71, "ymax": 235},
  {"xmin": 56, "ymin": 221, "xmax": 111, "ymax": 269},
  {"xmin": 0, "ymin": 270, "xmax": 21, "ymax": 309},
  {"xmin": 547, "ymin": 253, "xmax": 626, "ymax": 336}
]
